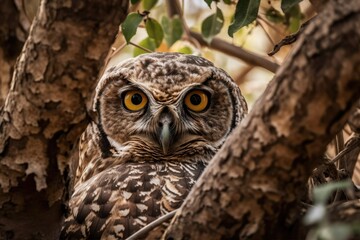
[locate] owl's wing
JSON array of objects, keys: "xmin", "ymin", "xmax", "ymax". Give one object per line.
[
  {"xmin": 69, "ymin": 122, "xmax": 112, "ymax": 193},
  {"xmin": 61, "ymin": 161, "xmax": 205, "ymax": 239}
]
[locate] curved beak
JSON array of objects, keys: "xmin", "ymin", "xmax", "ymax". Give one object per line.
[
  {"xmin": 159, "ymin": 122, "xmax": 171, "ymax": 154},
  {"xmin": 157, "ymin": 110, "xmax": 174, "ymax": 154}
]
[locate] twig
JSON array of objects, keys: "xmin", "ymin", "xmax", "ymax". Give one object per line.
[
  {"xmin": 336, "ymin": 131, "xmax": 346, "ymax": 169},
  {"xmin": 165, "ymin": 0, "xmax": 278, "ymax": 73},
  {"xmin": 268, "ymin": 19, "xmax": 313, "ymax": 56},
  {"xmin": 109, "ymin": 42, "xmax": 127, "ymax": 59},
  {"xmin": 126, "ymin": 210, "xmax": 177, "ymax": 240},
  {"xmin": 190, "ymin": 31, "xmax": 279, "ymax": 73},
  {"xmin": 129, "ymin": 41, "xmax": 154, "ymax": 53},
  {"xmin": 257, "ymin": 15, "xmax": 286, "ymax": 37},
  {"xmin": 313, "ymin": 136, "xmax": 360, "ymax": 176}
]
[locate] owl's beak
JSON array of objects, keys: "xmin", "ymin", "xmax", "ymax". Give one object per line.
[
  {"xmin": 159, "ymin": 123, "xmax": 171, "ymax": 154},
  {"xmin": 157, "ymin": 110, "xmax": 174, "ymax": 154}
]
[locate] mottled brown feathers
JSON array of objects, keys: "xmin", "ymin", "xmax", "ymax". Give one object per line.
[{"xmin": 61, "ymin": 53, "xmax": 247, "ymax": 239}]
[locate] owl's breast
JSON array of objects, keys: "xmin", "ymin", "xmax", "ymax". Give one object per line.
[{"xmin": 61, "ymin": 160, "xmax": 206, "ymax": 239}]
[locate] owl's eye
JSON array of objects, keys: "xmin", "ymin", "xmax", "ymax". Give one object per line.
[
  {"xmin": 124, "ymin": 90, "xmax": 148, "ymax": 111},
  {"xmin": 184, "ymin": 90, "xmax": 209, "ymax": 112}
]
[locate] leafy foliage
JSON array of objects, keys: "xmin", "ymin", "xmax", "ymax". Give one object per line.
[
  {"xmin": 161, "ymin": 16, "xmax": 183, "ymax": 47},
  {"xmin": 265, "ymin": 7, "xmax": 285, "ymax": 24},
  {"xmin": 122, "ymin": 0, "xmax": 306, "ymax": 54},
  {"xmin": 121, "ymin": 13, "xmax": 144, "ymax": 44},
  {"xmin": 145, "ymin": 18, "xmax": 164, "ymax": 47},
  {"xmin": 201, "ymin": 7, "xmax": 224, "ymax": 42},
  {"xmin": 228, "ymin": 0, "xmax": 260, "ymax": 37},
  {"xmin": 133, "ymin": 37, "xmax": 157, "ymax": 57},
  {"xmin": 312, "ymin": 180, "xmax": 351, "ymax": 205},
  {"xmin": 285, "ymin": 4, "xmax": 302, "ymax": 33},
  {"xmin": 303, "ymin": 180, "xmax": 359, "ymax": 240},
  {"xmin": 130, "ymin": 0, "xmax": 141, "ymax": 4},
  {"xmin": 177, "ymin": 46, "xmax": 193, "ymax": 54},
  {"xmin": 143, "ymin": 0, "xmax": 158, "ymax": 11},
  {"xmin": 204, "ymin": 0, "xmax": 214, "ymax": 8}
]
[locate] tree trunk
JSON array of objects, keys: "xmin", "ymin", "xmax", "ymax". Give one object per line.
[
  {"xmin": 0, "ymin": 0, "xmax": 128, "ymax": 239},
  {"xmin": 0, "ymin": 0, "xmax": 30, "ymax": 105},
  {"xmin": 163, "ymin": 0, "xmax": 360, "ymax": 239}
]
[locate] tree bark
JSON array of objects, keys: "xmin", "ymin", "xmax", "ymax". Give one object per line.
[
  {"xmin": 163, "ymin": 0, "xmax": 360, "ymax": 239},
  {"xmin": 0, "ymin": 0, "xmax": 128, "ymax": 239},
  {"xmin": 0, "ymin": 0, "xmax": 31, "ymax": 106}
]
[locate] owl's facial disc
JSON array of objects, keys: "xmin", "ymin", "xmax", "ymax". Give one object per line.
[
  {"xmin": 97, "ymin": 53, "xmax": 248, "ymax": 161},
  {"xmin": 155, "ymin": 88, "xmax": 211, "ymax": 155}
]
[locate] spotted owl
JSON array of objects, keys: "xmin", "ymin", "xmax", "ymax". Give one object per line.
[{"xmin": 60, "ymin": 53, "xmax": 247, "ymax": 239}]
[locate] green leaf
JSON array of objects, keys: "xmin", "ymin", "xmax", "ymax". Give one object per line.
[
  {"xmin": 289, "ymin": 15, "xmax": 301, "ymax": 33},
  {"xmin": 143, "ymin": 0, "xmax": 158, "ymax": 10},
  {"xmin": 131, "ymin": 0, "xmax": 141, "ymax": 4},
  {"xmin": 318, "ymin": 224, "xmax": 353, "ymax": 240},
  {"xmin": 145, "ymin": 18, "xmax": 164, "ymax": 47},
  {"xmin": 178, "ymin": 46, "xmax": 193, "ymax": 54},
  {"xmin": 265, "ymin": 7, "xmax": 285, "ymax": 24},
  {"xmin": 281, "ymin": 0, "xmax": 303, "ymax": 13},
  {"xmin": 286, "ymin": 4, "xmax": 302, "ymax": 33},
  {"xmin": 201, "ymin": 7, "xmax": 224, "ymax": 42},
  {"xmin": 161, "ymin": 16, "xmax": 183, "ymax": 47},
  {"xmin": 204, "ymin": 0, "xmax": 213, "ymax": 8},
  {"xmin": 133, "ymin": 37, "xmax": 156, "ymax": 57},
  {"xmin": 121, "ymin": 13, "xmax": 144, "ymax": 44},
  {"xmin": 228, "ymin": 0, "xmax": 260, "ymax": 37},
  {"xmin": 313, "ymin": 180, "xmax": 351, "ymax": 204},
  {"xmin": 223, "ymin": 0, "xmax": 232, "ymax": 4},
  {"xmin": 303, "ymin": 204, "xmax": 326, "ymax": 225}
]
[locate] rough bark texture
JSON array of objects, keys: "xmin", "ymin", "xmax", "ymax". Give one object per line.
[
  {"xmin": 0, "ymin": 0, "xmax": 128, "ymax": 239},
  {"xmin": 0, "ymin": 0, "xmax": 30, "ymax": 106},
  {"xmin": 163, "ymin": 0, "xmax": 360, "ymax": 239}
]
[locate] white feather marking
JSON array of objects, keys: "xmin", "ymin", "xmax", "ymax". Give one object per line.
[
  {"xmin": 113, "ymin": 224, "xmax": 125, "ymax": 234},
  {"xmin": 138, "ymin": 216, "xmax": 147, "ymax": 221},
  {"xmin": 107, "ymin": 136, "xmax": 129, "ymax": 155},
  {"xmin": 136, "ymin": 203, "xmax": 148, "ymax": 212},
  {"xmin": 73, "ymin": 206, "xmax": 79, "ymax": 216},
  {"xmin": 80, "ymin": 225, "xmax": 86, "ymax": 236},
  {"xmin": 119, "ymin": 209, "xmax": 130, "ymax": 217},
  {"xmin": 90, "ymin": 204, "xmax": 100, "ymax": 212},
  {"xmin": 134, "ymin": 218, "xmax": 146, "ymax": 226},
  {"xmin": 150, "ymin": 177, "xmax": 161, "ymax": 185},
  {"xmin": 122, "ymin": 191, "xmax": 132, "ymax": 200}
]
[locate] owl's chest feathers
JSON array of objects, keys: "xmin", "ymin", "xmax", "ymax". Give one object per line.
[
  {"xmin": 67, "ymin": 160, "xmax": 207, "ymax": 239},
  {"xmin": 113, "ymin": 136, "xmax": 217, "ymax": 161},
  {"xmin": 78, "ymin": 141, "xmax": 215, "ymax": 188}
]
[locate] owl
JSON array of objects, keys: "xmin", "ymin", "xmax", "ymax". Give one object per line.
[{"xmin": 60, "ymin": 52, "xmax": 247, "ymax": 239}]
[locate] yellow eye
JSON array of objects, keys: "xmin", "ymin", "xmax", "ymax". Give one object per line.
[
  {"xmin": 184, "ymin": 90, "xmax": 209, "ymax": 112},
  {"xmin": 124, "ymin": 90, "xmax": 148, "ymax": 111}
]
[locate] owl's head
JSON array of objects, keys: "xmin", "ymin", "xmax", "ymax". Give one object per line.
[{"xmin": 93, "ymin": 53, "xmax": 247, "ymax": 162}]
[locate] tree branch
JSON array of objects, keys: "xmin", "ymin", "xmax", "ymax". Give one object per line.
[
  {"xmin": 0, "ymin": 0, "xmax": 128, "ymax": 238},
  {"xmin": 190, "ymin": 31, "xmax": 279, "ymax": 73},
  {"xmin": 166, "ymin": 0, "xmax": 279, "ymax": 73},
  {"xmin": 163, "ymin": 0, "xmax": 360, "ymax": 238}
]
